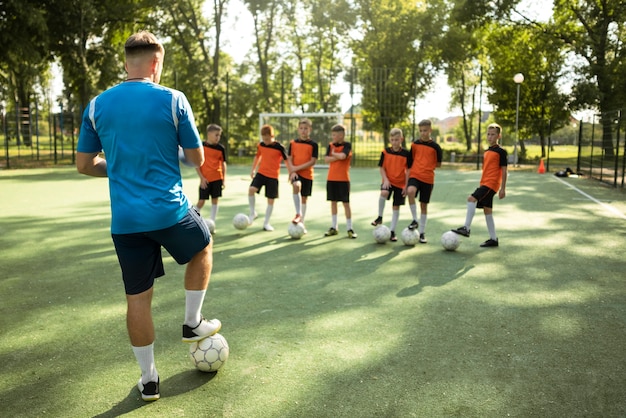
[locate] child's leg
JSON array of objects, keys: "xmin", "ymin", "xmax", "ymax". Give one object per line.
[
  {"xmin": 210, "ymin": 198, "xmax": 219, "ymax": 221},
  {"xmin": 330, "ymin": 201, "xmax": 338, "ymax": 229},
  {"xmin": 343, "ymin": 202, "xmax": 352, "ymax": 230},
  {"xmin": 390, "ymin": 207, "xmax": 400, "ymax": 232}
]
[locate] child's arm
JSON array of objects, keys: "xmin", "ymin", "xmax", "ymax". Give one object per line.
[
  {"xmin": 250, "ymin": 155, "xmax": 261, "ymax": 179},
  {"xmin": 380, "ymin": 166, "xmax": 390, "ymax": 189},
  {"xmin": 498, "ymin": 166, "xmax": 507, "ymax": 199},
  {"xmin": 222, "ymin": 161, "xmax": 227, "ymax": 189}
]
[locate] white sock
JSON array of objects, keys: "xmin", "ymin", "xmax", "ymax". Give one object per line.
[
  {"xmin": 184, "ymin": 289, "xmax": 206, "ymax": 326},
  {"xmin": 248, "ymin": 195, "xmax": 256, "ymax": 218},
  {"xmin": 390, "ymin": 209, "xmax": 399, "ymax": 232},
  {"xmin": 346, "ymin": 218, "xmax": 352, "ymax": 230},
  {"xmin": 465, "ymin": 201, "xmax": 477, "ymax": 229},
  {"xmin": 419, "ymin": 214, "xmax": 427, "ymax": 234},
  {"xmin": 210, "ymin": 204, "xmax": 218, "ymax": 221},
  {"xmin": 410, "ymin": 204, "xmax": 417, "ymax": 221},
  {"xmin": 485, "ymin": 214, "xmax": 497, "ymax": 240},
  {"xmin": 264, "ymin": 204, "xmax": 274, "ymax": 226},
  {"xmin": 293, "ymin": 194, "xmax": 301, "ymax": 215},
  {"xmin": 378, "ymin": 196, "xmax": 386, "ymax": 217},
  {"xmin": 331, "ymin": 214, "xmax": 338, "ymax": 229},
  {"xmin": 301, "ymin": 204, "xmax": 307, "ymax": 222},
  {"xmin": 132, "ymin": 343, "xmax": 158, "ymax": 383}
]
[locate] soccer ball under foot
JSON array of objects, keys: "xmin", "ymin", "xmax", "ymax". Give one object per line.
[
  {"xmin": 400, "ymin": 227, "xmax": 420, "ymax": 246},
  {"xmin": 189, "ymin": 333, "xmax": 230, "ymax": 372},
  {"xmin": 441, "ymin": 231, "xmax": 461, "ymax": 251},
  {"xmin": 288, "ymin": 222, "xmax": 306, "ymax": 239},
  {"xmin": 373, "ymin": 225, "xmax": 391, "ymax": 244}
]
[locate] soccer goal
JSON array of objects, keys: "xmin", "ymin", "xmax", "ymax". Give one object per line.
[{"xmin": 258, "ymin": 112, "xmax": 343, "ymax": 150}]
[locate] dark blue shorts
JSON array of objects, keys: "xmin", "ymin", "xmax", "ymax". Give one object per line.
[{"xmin": 112, "ymin": 207, "xmax": 211, "ymax": 295}]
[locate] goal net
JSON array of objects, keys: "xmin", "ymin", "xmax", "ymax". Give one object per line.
[{"xmin": 258, "ymin": 112, "xmax": 344, "ymax": 153}]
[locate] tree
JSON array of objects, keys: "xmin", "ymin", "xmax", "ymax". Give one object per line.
[
  {"xmin": 552, "ymin": 0, "xmax": 626, "ymax": 157},
  {"xmin": 0, "ymin": 0, "xmax": 50, "ymax": 145},
  {"xmin": 351, "ymin": 0, "xmax": 444, "ymax": 137},
  {"xmin": 485, "ymin": 23, "xmax": 570, "ymax": 161}
]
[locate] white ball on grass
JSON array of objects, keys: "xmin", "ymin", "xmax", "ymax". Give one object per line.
[
  {"xmin": 232, "ymin": 213, "xmax": 250, "ymax": 230},
  {"xmin": 373, "ymin": 225, "xmax": 391, "ymax": 244}
]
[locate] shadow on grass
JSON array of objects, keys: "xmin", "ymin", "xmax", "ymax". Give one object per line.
[
  {"xmin": 396, "ymin": 263, "xmax": 475, "ymax": 297},
  {"xmin": 93, "ymin": 369, "xmax": 217, "ymax": 417}
]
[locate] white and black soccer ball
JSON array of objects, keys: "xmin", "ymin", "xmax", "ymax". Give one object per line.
[
  {"xmin": 288, "ymin": 222, "xmax": 306, "ymax": 239},
  {"xmin": 232, "ymin": 213, "xmax": 250, "ymax": 230},
  {"xmin": 400, "ymin": 227, "xmax": 420, "ymax": 246},
  {"xmin": 205, "ymin": 218, "xmax": 216, "ymax": 234},
  {"xmin": 373, "ymin": 225, "xmax": 391, "ymax": 244},
  {"xmin": 189, "ymin": 333, "xmax": 230, "ymax": 372},
  {"xmin": 441, "ymin": 231, "xmax": 461, "ymax": 251}
]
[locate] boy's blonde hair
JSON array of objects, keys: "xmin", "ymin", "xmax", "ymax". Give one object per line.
[
  {"xmin": 298, "ymin": 118, "xmax": 312, "ymax": 128},
  {"xmin": 389, "ymin": 128, "xmax": 403, "ymax": 137},
  {"xmin": 487, "ymin": 123, "xmax": 502, "ymax": 134}
]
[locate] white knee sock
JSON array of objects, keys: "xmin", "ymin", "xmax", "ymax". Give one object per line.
[
  {"xmin": 465, "ymin": 201, "xmax": 477, "ymax": 229},
  {"xmin": 346, "ymin": 218, "xmax": 352, "ymax": 230},
  {"xmin": 293, "ymin": 194, "xmax": 301, "ymax": 215},
  {"xmin": 132, "ymin": 343, "xmax": 158, "ymax": 383},
  {"xmin": 485, "ymin": 214, "xmax": 497, "ymax": 240},
  {"xmin": 301, "ymin": 204, "xmax": 307, "ymax": 222},
  {"xmin": 185, "ymin": 289, "xmax": 206, "ymax": 326},
  {"xmin": 248, "ymin": 195, "xmax": 256, "ymax": 219},
  {"xmin": 419, "ymin": 214, "xmax": 427, "ymax": 234},
  {"xmin": 378, "ymin": 196, "xmax": 386, "ymax": 217},
  {"xmin": 210, "ymin": 204, "xmax": 218, "ymax": 221},
  {"xmin": 265, "ymin": 205, "xmax": 274, "ymax": 226},
  {"xmin": 410, "ymin": 204, "xmax": 417, "ymax": 221},
  {"xmin": 331, "ymin": 214, "xmax": 338, "ymax": 229},
  {"xmin": 390, "ymin": 209, "xmax": 399, "ymax": 232}
]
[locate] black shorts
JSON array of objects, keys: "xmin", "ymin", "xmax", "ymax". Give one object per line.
[
  {"xmin": 327, "ymin": 181, "xmax": 350, "ymax": 202},
  {"xmin": 472, "ymin": 185, "xmax": 496, "ymax": 209},
  {"xmin": 112, "ymin": 207, "xmax": 211, "ymax": 295},
  {"xmin": 250, "ymin": 173, "xmax": 279, "ymax": 199},
  {"xmin": 292, "ymin": 175, "xmax": 313, "ymax": 197},
  {"xmin": 199, "ymin": 180, "xmax": 223, "ymax": 199},
  {"xmin": 407, "ymin": 178, "xmax": 434, "ymax": 204},
  {"xmin": 382, "ymin": 184, "xmax": 406, "ymax": 207}
]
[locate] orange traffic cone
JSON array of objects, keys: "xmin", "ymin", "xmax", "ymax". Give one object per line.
[{"xmin": 538, "ymin": 158, "xmax": 546, "ymax": 174}]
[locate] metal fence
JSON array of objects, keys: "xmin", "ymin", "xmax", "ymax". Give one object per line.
[{"xmin": 544, "ymin": 109, "xmax": 626, "ymax": 188}]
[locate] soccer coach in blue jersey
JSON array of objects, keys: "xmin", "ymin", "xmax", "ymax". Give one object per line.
[{"xmin": 77, "ymin": 31, "xmax": 221, "ymax": 401}]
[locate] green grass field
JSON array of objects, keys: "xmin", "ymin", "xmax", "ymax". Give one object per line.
[{"xmin": 1, "ymin": 164, "xmax": 625, "ymax": 417}]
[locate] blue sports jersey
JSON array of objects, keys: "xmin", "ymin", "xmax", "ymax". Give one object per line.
[{"xmin": 78, "ymin": 81, "xmax": 202, "ymax": 234}]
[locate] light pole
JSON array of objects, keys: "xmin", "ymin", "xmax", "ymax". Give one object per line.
[{"xmin": 513, "ymin": 73, "xmax": 524, "ymax": 165}]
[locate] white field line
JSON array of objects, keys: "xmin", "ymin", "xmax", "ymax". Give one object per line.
[{"xmin": 552, "ymin": 176, "xmax": 626, "ymax": 220}]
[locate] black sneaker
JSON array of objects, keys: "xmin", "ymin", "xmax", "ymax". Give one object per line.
[
  {"xmin": 419, "ymin": 233, "xmax": 427, "ymax": 244},
  {"xmin": 452, "ymin": 226, "xmax": 470, "ymax": 237},
  {"xmin": 371, "ymin": 216, "xmax": 382, "ymax": 226},
  {"xmin": 480, "ymin": 238, "xmax": 499, "ymax": 247},
  {"xmin": 324, "ymin": 227, "xmax": 338, "ymax": 236},
  {"xmin": 138, "ymin": 378, "xmax": 160, "ymax": 401},
  {"xmin": 408, "ymin": 220, "xmax": 419, "ymax": 230},
  {"xmin": 390, "ymin": 231, "xmax": 397, "ymax": 242},
  {"xmin": 182, "ymin": 317, "xmax": 221, "ymax": 343},
  {"xmin": 347, "ymin": 229, "xmax": 358, "ymax": 239}
]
